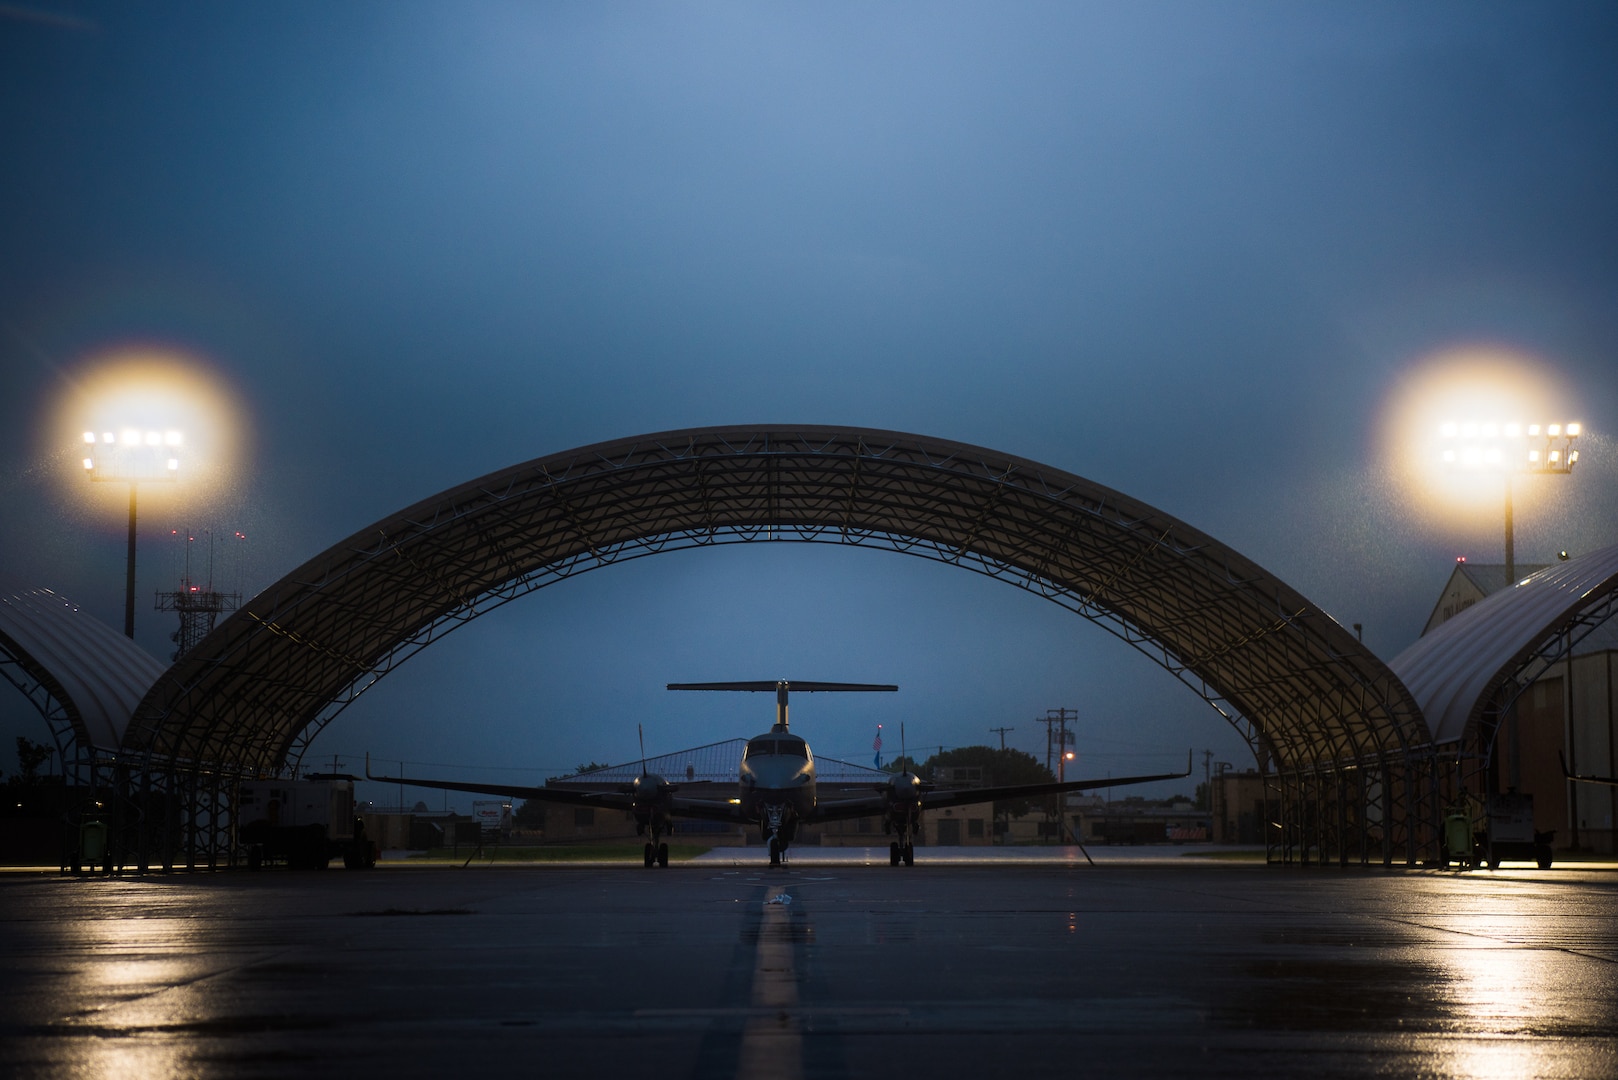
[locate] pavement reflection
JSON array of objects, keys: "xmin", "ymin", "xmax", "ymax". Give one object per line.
[{"xmin": 0, "ymin": 862, "xmax": 1613, "ymax": 1079}]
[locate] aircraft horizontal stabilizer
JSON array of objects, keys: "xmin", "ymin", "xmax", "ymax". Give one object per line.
[{"xmin": 668, "ymin": 681, "xmax": 897, "ymax": 692}]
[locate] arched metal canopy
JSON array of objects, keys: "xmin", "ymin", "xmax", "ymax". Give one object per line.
[
  {"xmin": 1391, "ymin": 542, "xmax": 1618, "ymax": 745},
  {"xmin": 126, "ymin": 426, "xmax": 1427, "ymax": 775},
  {"xmin": 0, "ymin": 588, "xmax": 168, "ymax": 760}
]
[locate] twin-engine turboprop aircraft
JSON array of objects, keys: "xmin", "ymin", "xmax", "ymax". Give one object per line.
[{"xmin": 367, "ymin": 680, "xmax": 1191, "ymax": 867}]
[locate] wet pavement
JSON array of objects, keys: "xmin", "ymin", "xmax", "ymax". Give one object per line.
[{"xmin": 1, "ymin": 858, "xmax": 1615, "ymax": 1079}]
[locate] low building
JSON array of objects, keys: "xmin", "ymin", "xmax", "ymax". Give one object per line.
[
  {"xmin": 1209, "ymin": 768, "xmax": 1273, "ymax": 845},
  {"xmin": 1076, "ymin": 794, "xmax": 1209, "ymax": 844}
]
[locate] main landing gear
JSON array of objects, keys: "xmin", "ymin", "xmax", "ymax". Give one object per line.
[
  {"xmin": 640, "ymin": 820, "xmax": 671, "ymax": 868},
  {"xmin": 888, "ymin": 840, "xmax": 914, "ymax": 867}
]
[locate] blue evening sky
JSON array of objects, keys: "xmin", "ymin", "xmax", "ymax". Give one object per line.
[{"xmin": 2, "ymin": 3, "xmax": 1615, "ymax": 803}]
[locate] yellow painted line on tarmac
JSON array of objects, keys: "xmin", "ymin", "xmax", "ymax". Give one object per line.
[{"xmin": 737, "ymin": 887, "xmax": 803, "ymax": 1080}]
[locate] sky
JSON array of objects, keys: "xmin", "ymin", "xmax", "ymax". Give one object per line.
[{"xmin": 2, "ymin": 2, "xmax": 1616, "ymax": 808}]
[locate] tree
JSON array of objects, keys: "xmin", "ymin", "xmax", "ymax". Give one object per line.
[
  {"xmin": 513, "ymin": 799, "xmax": 547, "ymax": 829},
  {"xmin": 9, "ymin": 736, "xmax": 54, "ymax": 786},
  {"xmin": 921, "ymin": 745, "xmax": 1054, "ymax": 819}
]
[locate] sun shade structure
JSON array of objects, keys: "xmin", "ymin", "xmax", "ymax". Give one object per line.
[
  {"xmin": 127, "ymin": 426, "xmax": 1428, "ymax": 838},
  {"xmin": 1392, "ymin": 543, "xmax": 1618, "ymax": 747},
  {"xmin": 0, "ymin": 588, "xmax": 168, "ymax": 763}
]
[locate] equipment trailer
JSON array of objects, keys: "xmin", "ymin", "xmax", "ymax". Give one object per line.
[{"xmin": 238, "ymin": 775, "xmax": 377, "ymax": 869}]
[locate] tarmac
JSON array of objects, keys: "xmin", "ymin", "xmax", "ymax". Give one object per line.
[{"xmin": 2, "ymin": 849, "xmax": 1616, "ymax": 1079}]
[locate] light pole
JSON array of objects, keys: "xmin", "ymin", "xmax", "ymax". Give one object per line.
[
  {"xmin": 82, "ymin": 428, "xmax": 181, "ymax": 638},
  {"xmin": 1437, "ymin": 420, "xmax": 1581, "ymax": 582}
]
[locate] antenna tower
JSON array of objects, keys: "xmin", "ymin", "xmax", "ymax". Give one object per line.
[{"xmin": 154, "ymin": 528, "xmax": 242, "ymax": 661}]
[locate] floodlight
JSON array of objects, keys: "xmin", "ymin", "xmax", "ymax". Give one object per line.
[
  {"xmin": 80, "ymin": 422, "xmax": 184, "ymax": 639},
  {"xmin": 1433, "ymin": 412, "xmax": 1585, "ymax": 588}
]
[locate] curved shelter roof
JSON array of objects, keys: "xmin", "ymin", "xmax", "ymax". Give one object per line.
[
  {"xmin": 0, "ymin": 588, "xmax": 169, "ymax": 753},
  {"xmin": 1390, "ymin": 543, "xmax": 1618, "ymax": 745},
  {"xmin": 127, "ymin": 426, "xmax": 1427, "ymax": 775}
]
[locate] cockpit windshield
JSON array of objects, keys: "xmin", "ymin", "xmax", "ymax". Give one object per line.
[{"xmin": 745, "ymin": 738, "xmax": 809, "ymax": 759}]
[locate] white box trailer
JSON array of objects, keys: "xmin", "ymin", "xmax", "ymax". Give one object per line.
[{"xmin": 238, "ymin": 776, "xmax": 377, "ymax": 869}]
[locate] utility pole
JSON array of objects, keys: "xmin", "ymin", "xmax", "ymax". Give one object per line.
[
  {"xmin": 1202, "ymin": 750, "xmax": 1213, "ymax": 809},
  {"xmin": 1041, "ymin": 708, "xmax": 1077, "ymax": 842},
  {"xmin": 989, "ymin": 725, "xmax": 1014, "ymax": 750}
]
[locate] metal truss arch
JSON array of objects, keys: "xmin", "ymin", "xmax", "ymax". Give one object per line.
[{"xmin": 127, "ymin": 427, "xmax": 1429, "ymax": 796}]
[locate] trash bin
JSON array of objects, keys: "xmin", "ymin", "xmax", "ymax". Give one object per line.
[
  {"xmin": 1442, "ymin": 810, "xmax": 1472, "ymax": 869},
  {"xmin": 77, "ymin": 819, "xmax": 108, "ymax": 873}
]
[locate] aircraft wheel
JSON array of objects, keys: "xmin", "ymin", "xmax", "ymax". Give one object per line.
[
  {"xmin": 1536, "ymin": 846, "xmax": 1553, "ymax": 870},
  {"xmin": 903, "ymin": 843, "xmax": 915, "ymax": 867},
  {"xmin": 889, "ymin": 842, "xmax": 900, "ymax": 867},
  {"xmin": 768, "ymin": 837, "xmax": 781, "ymax": 867},
  {"xmin": 657, "ymin": 842, "xmax": 669, "ymax": 868},
  {"xmin": 643, "ymin": 843, "xmax": 655, "ymax": 868}
]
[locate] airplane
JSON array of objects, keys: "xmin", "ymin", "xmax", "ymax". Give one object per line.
[
  {"xmin": 1561, "ymin": 752, "xmax": 1618, "ymax": 788},
  {"xmin": 367, "ymin": 680, "xmax": 1193, "ymax": 868}
]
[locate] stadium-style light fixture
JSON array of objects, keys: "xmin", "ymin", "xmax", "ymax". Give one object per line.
[
  {"xmin": 82, "ymin": 428, "xmax": 182, "ymax": 639},
  {"xmin": 1435, "ymin": 419, "xmax": 1583, "ymax": 583}
]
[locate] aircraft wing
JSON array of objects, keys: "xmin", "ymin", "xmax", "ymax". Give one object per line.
[
  {"xmin": 364, "ymin": 760, "xmax": 638, "ymax": 811},
  {"xmin": 363, "ymin": 757, "xmax": 748, "ymax": 822},
  {"xmin": 1561, "ymin": 752, "xmax": 1618, "ymax": 787},
  {"xmin": 810, "ymin": 754, "xmax": 1195, "ymax": 823},
  {"xmin": 659, "ymin": 796, "xmax": 751, "ymax": 823}
]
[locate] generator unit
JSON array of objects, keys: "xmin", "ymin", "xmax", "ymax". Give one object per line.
[
  {"xmin": 238, "ymin": 775, "xmax": 377, "ymax": 870},
  {"xmin": 1484, "ymin": 791, "xmax": 1554, "ymax": 870}
]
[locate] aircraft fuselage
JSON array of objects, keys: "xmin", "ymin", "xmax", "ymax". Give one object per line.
[{"xmin": 739, "ymin": 726, "xmax": 816, "ymax": 850}]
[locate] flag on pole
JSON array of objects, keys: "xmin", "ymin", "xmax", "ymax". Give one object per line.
[{"xmin": 873, "ymin": 724, "xmax": 883, "ymax": 768}]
